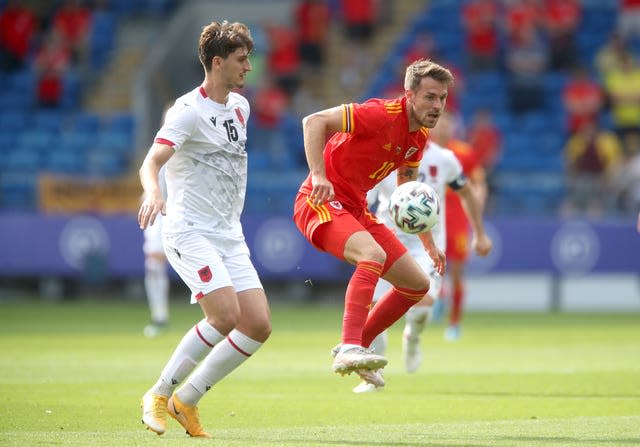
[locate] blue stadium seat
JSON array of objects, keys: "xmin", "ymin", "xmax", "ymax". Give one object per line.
[
  {"xmin": 0, "ymin": 132, "xmax": 18, "ymax": 152},
  {"xmin": 0, "ymin": 91, "xmax": 31, "ymax": 109},
  {"xmin": 3, "ymin": 149, "xmax": 41, "ymax": 172},
  {"xmin": 0, "ymin": 171, "xmax": 38, "ymax": 210},
  {"xmin": 72, "ymin": 113, "xmax": 102, "ymax": 133},
  {"xmin": 7, "ymin": 69, "xmax": 35, "ymax": 92},
  {"xmin": 105, "ymin": 113, "xmax": 135, "ymax": 135},
  {"xmin": 33, "ymin": 111, "xmax": 66, "ymax": 134},
  {"xmin": 45, "ymin": 149, "xmax": 86, "ymax": 175},
  {"xmin": 58, "ymin": 131, "xmax": 93, "ymax": 154},
  {"xmin": 0, "ymin": 111, "xmax": 28, "ymax": 132},
  {"xmin": 89, "ymin": 9, "xmax": 118, "ymax": 69},
  {"xmin": 17, "ymin": 130, "xmax": 55, "ymax": 152},
  {"xmin": 87, "ymin": 149, "xmax": 126, "ymax": 176},
  {"xmin": 95, "ymin": 130, "xmax": 132, "ymax": 155},
  {"xmin": 61, "ymin": 70, "xmax": 82, "ymax": 109}
]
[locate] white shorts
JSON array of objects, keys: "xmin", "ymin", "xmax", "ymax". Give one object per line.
[
  {"xmin": 143, "ymin": 213, "xmax": 164, "ymax": 255},
  {"xmin": 372, "ymin": 247, "xmax": 442, "ymax": 302},
  {"xmin": 163, "ymin": 231, "xmax": 263, "ymax": 303}
]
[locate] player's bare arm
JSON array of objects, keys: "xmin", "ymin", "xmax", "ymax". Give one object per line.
[
  {"xmin": 418, "ymin": 230, "xmax": 446, "ymax": 275},
  {"xmin": 138, "ymin": 143, "xmax": 174, "ymax": 230},
  {"xmin": 397, "ymin": 163, "xmax": 445, "ymax": 273},
  {"xmin": 457, "ymin": 183, "xmax": 492, "ymax": 257},
  {"xmin": 396, "ymin": 165, "xmax": 417, "ymax": 185},
  {"xmin": 302, "ymin": 106, "xmax": 343, "ymax": 205}
]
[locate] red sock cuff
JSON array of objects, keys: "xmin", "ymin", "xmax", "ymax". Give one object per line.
[
  {"xmin": 393, "ymin": 285, "xmax": 429, "ymax": 302},
  {"xmin": 356, "ymin": 260, "xmax": 384, "ymax": 276}
]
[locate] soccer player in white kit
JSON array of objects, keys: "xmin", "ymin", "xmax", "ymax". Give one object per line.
[
  {"xmin": 354, "ymin": 140, "xmax": 492, "ymax": 393},
  {"xmin": 138, "ymin": 21, "xmax": 271, "ymax": 438}
]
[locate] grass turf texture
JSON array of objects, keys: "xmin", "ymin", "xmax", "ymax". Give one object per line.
[{"xmin": 0, "ymin": 299, "xmax": 638, "ymax": 446}]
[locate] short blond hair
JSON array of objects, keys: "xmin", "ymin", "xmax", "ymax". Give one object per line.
[{"xmin": 404, "ymin": 59, "xmax": 454, "ymax": 91}]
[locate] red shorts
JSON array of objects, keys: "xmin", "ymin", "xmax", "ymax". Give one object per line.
[
  {"xmin": 293, "ymin": 192, "xmax": 407, "ymax": 274},
  {"xmin": 446, "ymin": 226, "xmax": 470, "ymax": 262}
]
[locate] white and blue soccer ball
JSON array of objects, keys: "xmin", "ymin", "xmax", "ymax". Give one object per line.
[{"xmin": 388, "ymin": 181, "xmax": 440, "ymax": 234}]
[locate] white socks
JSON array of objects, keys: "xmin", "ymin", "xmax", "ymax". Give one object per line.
[
  {"xmin": 177, "ymin": 329, "xmax": 263, "ymax": 406},
  {"xmin": 145, "ymin": 257, "xmax": 169, "ymax": 324},
  {"xmin": 151, "ymin": 319, "xmax": 225, "ymax": 397},
  {"xmin": 368, "ymin": 330, "xmax": 388, "ymax": 357},
  {"xmin": 404, "ymin": 305, "xmax": 431, "ymax": 338}
]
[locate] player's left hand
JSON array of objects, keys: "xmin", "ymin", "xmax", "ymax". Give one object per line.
[
  {"xmin": 427, "ymin": 246, "xmax": 446, "ymax": 275},
  {"xmin": 472, "ymin": 233, "xmax": 493, "ymax": 257}
]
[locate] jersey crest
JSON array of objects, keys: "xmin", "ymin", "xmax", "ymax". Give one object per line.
[{"xmin": 405, "ymin": 147, "xmax": 419, "ymax": 159}]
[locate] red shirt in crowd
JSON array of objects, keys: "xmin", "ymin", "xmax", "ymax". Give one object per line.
[{"xmin": 0, "ymin": 4, "xmax": 37, "ymax": 60}]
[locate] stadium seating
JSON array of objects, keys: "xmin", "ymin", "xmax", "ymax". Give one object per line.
[
  {"xmin": 361, "ymin": 0, "xmax": 621, "ymax": 216},
  {"xmin": 0, "ymin": 1, "xmax": 176, "ymax": 211},
  {"xmin": 0, "ymin": 0, "xmax": 628, "ymax": 217}
]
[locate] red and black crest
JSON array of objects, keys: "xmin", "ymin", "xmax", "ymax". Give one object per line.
[
  {"xmin": 198, "ymin": 265, "xmax": 212, "ymax": 282},
  {"xmin": 429, "ymin": 165, "xmax": 438, "ymax": 178}
]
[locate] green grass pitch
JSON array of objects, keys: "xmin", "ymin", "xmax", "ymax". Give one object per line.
[{"xmin": 0, "ymin": 297, "xmax": 639, "ymax": 446}]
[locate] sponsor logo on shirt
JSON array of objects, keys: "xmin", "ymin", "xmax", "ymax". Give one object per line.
[
  {"xmin": 383, "ymin": 143, "xmax": 392, "ymax": 151},
  {"xmin": 209, "ymin": 116, "xmax": 217, "ymax": 126}
]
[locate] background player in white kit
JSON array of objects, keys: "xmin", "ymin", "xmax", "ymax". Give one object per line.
[
  {"xmin": 137, "ymin": 21, "xmax": 271, "ymax": 438},
  {"xmin": 142, "ymin": 167, "xmax": 170, "ymax": 338},
  {"xmin": 355, "ymin": 140, "xmax": 492, "ymax": 393}
]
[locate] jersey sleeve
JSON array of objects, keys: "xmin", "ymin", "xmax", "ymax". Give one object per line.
[
  {"xmin": 405, "ymin": 130, "xmax": 429, "ymax": 168},
  {"xmin": 443, "ymin": 149, "xmax": 467, "ymax": 190},
  {"xmin": 234, "ymin": 93, "xmax": 251, "ymax": 125},
  {"xmin": 342, "ymin": 101, "xmax": 388, "ymax": 136},
  {"xmin": 154, "ymin": 101, "xmax": 198, "ymax": 151}
]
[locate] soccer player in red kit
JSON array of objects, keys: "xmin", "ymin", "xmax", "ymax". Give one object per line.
[
  {"xmin": 293, "ymin": 59, "xmax": 454, "ymax": 387},
  {"xmin": 432, "ymin": 113, "xmax": 487, "ymax": 341}
]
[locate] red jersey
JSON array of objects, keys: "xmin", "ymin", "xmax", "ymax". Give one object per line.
[
  {"xmin": 445, "ymin": 139, "xmax": 480, "ymax": 230},
  {"xmin": 300, "ymin": 97, "xmax": 429, "ymax": 211}
]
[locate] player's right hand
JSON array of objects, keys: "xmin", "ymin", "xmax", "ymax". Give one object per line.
[
  {"xmin": 138, "ymin": 194, "xmax": 165, "ymax": 230},
  {"xmin": 472, "ymin": 233, "xmax": 493, "ymax": 257},
  {"xmin": 309, "ymin": 173, "xmax": 335, "ymax": 205}
]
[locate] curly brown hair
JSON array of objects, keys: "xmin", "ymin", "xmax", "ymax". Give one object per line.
[{"xmin": 198, "ymin": 21, "xmax": 254, "ymax": 72}]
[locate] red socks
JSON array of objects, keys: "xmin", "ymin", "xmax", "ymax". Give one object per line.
[
  {"xmin": 361, "ymin": 285, "xmax": 428, "ymax": 348},
  {"xmin": 449, "ymin": 281, "xmax": 464, "ymax": 326},
  {"xmin": 341, "ymin": 260, "xmax": 384, "ymax": 345}
]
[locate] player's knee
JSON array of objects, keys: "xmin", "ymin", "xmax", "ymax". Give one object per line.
[
  {"xmin": 206, "ymin": 311, "xmax": 240, "ymax": 336},
  {"xmin": 358, "ymin": 244, "xmax": 386, "ymax": 266},
  {"xmin": 407, "ymin": 273, "xmax": 430, "ymax": 294},
  {"xmin": 237, "ymin": 315, "xmax": 272, "ymax": 342},
  {"xmin": 252, "ymin": 319, "xmax": 272, "ymax": 343},
  {"xmin": 145, "ymin": 256, "xmax": 165, "ymax": 274}
]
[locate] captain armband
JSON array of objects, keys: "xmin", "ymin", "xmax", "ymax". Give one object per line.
[{"xmin": 448, "ymin": 174, "xmax": 468, "ymax": 191}]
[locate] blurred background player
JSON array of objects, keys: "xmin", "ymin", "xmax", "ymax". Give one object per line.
[
  {"xmin": 142, "ymin": 167, "xmax": 170, "ymax": 338},
  {"xmin": 432, "ymin": 112, "xmax": 489, "ymax": 341},
  {"xmin": 356, "ymin": 137, "xmax": 492, "ymax": 393}
]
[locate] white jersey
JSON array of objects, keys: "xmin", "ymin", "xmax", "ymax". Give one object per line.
[
  {"xmin": 155, "ymin": 86, "xmax": 250, "ymax": 240},
  {"xmin": 369, "ymin": 141, "xmax": 465, "ymax": 252}
]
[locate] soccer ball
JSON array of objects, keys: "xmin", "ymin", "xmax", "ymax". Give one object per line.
[{"xmin": 388, "ymin": 181, "xmax": 440, "ymax": 234}]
